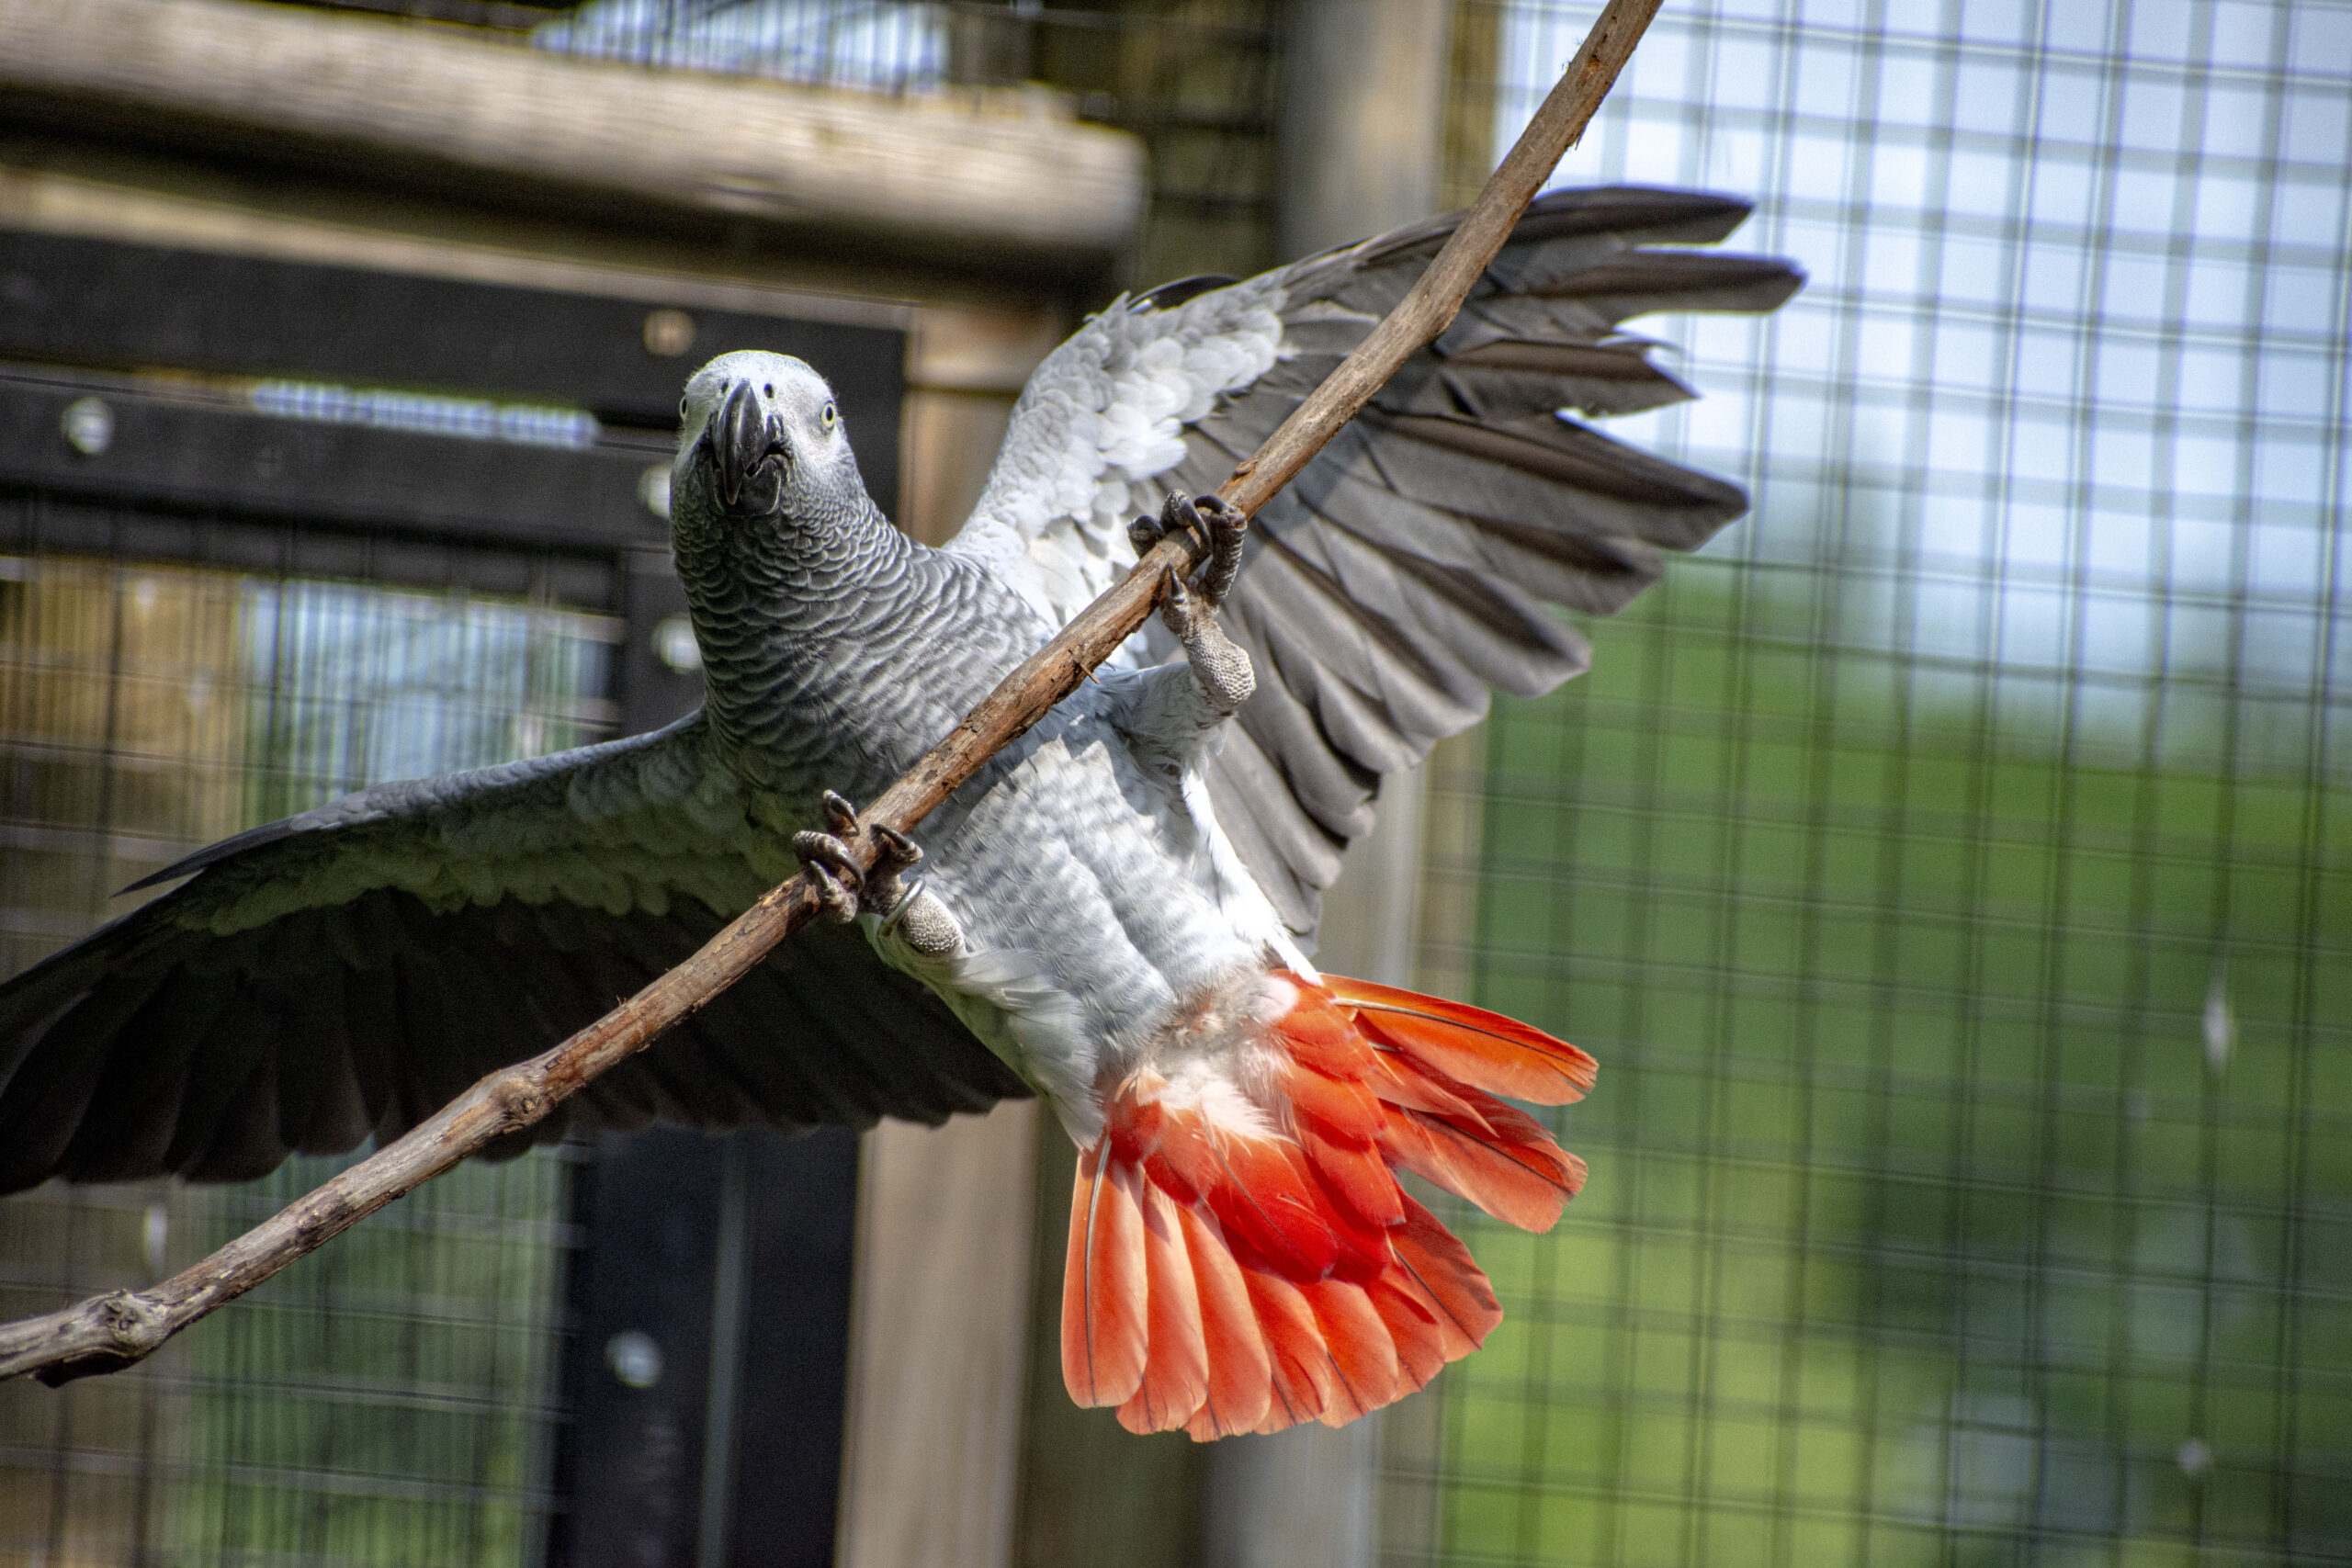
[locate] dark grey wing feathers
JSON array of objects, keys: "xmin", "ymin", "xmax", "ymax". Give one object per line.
[
  {"xmin": 10, "ymin": 185, "xmax": 1801, "ymax": 1195},
  {"xmin": 1133, "ymin": 273, "xmax": 1240, "ymax": 311},
  {"xmin": 1160, "ymin": 186, "xmax": 1802, "ymax": 936},
  {"xmin": 0, "ymin": 720, "xmax": 1026, "ymax": 1195}
]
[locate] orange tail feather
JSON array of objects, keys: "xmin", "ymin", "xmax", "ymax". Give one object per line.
[
  {"xmin": 1327, "ymin": 974, "xmax": 1597, "ymax": 1105},
  {"xmin": 1115, "ymin": 1179, "xmax": 1209, "ymax": 1434},
  {"xmin": 1062, "ymin": 1145, "xmax": 1148, "ymax": 1408},
  {"xmin": 1178, "ymin": 1204, "xmax": 1272, "ymax": 1438},
  {"xmin": 1059, "ymin": 971, "xmax": 1590, "ymax": 1438}
]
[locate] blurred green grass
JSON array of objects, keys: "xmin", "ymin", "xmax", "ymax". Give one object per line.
[{"xmin": 1432, "ymin": 559, "xmax": 2348, "ymax": 1566}]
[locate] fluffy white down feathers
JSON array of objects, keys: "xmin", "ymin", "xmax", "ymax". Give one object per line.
[{"xmin": 955, "ymin": 275, "xmax": 1285, "ymax": 635}]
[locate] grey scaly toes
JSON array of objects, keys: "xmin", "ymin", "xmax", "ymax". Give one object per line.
[
  {"xmin": 1159, "ymin": 568, "xmax": 1256, "ymax": 711},
  {"xmin": 1136, "ymin": 491, "xmax": 1256, "ymax": 712},
  {"xmin": 1190, "ymin": 493, "xmax": 1247, "ymax": 607},
  {"xmin": 791, "ymin": 788, "xmax": 865, "ymax": 922},
  {"xmin": 792, "ymin": 791, "xmax": 966, "ymax": 955},
  {"xmin": 871, "ymin": 825, "xmax": 965, "ymax": 957},
  {"xmin": 1131, "ymin": 490, "xmax": 1249, "ymax": 609}
]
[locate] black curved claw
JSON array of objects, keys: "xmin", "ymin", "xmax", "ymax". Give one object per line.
[
  {"xmin": 1159, "ymin": 565, "xmax": 1197, "ymax": 637},
  {"xmin": 872, "ymin": 824, "xmax": 923, "ymax": 879},
  {"xmin": 820, "ymin": 789, "xmax": 859, "ymax": 837}
]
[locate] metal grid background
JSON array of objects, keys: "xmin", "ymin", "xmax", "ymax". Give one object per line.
[
  {"xmin": 1389, "ymin": 3, "xmax": 2351, "ymax": 1565},
  {"xmin": 0, "ymin": 553, "xmax": 617, "ymax": 1567}
]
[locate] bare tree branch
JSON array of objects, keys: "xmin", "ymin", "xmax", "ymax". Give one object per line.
[{"xmin": 0, "ymin": 0, "xmax": 1663, "ymax": 1389}]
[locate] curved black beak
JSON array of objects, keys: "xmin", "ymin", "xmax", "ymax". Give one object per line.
[{"xmin": 707, "ymin": 381, "xmax": 779, "ymax": 510}]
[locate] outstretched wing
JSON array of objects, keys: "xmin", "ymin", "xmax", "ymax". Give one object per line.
[
  {"xmin": 0, "ymin": 713, "xmax": 1024, "ymax": 1195},
  {"xmin": 946, "ymin": 186, "xmax": 1804, "ymax": 934}
]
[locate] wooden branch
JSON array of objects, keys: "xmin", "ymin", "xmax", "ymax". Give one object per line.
[
  {"xmin": 0, "ymin": 0, "xmax": 1144, "ymax": 258},
  {"xmin": 1221, "ymin": 0, "xmax": 1661, "ymax": 519},
  {"xmin": 0, "ymin": 0, "xmax": 1662, "ymax": 1389}
]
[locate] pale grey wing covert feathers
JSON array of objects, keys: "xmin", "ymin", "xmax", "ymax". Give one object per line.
[
  {"xmin": 0, "ymin": 715, "xmax": 1024, "ymax": 1196},
  {"xmin": 959, "ymin": 186, "xmax": 1803, "ymax": 934}
]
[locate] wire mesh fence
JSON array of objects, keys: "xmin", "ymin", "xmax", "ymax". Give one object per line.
[
  {"xmin": 0, "ymin": 555, "xmax": 617, "ymax": 1567},
  {"xmin": 1391, "ymin": 3, "xmax": 2350, "ymax": 1565}
]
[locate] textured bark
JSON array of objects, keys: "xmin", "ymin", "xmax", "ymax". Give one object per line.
[{"xmin": 0, "ymin": 0, "xmax": 1663, "ymax": 1388}]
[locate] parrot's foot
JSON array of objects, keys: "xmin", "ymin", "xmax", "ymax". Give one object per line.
[
  {"xmin": 1129, "ymin": 491, "xmax": 1248, "ymax": 609},
  {"xmin": 1132, "ymin": 491, "xmax": 1255, "ymax": 713},
  {"xmin": 790, "ymin": 790, "xmax": 965, "ymax": 956},
  {"xmin": 1159, "ymin": 568, "xmax": 1256, "ymax": 712},
  {"xmin": 791, "ymin": 790, "xmax": 865, "ymax": 921}
]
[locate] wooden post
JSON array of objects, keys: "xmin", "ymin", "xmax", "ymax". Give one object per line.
[
  {"xmin": 1215, "ymin": 6, "xmax": 1459, "ymax": 1559},
  {"xmin": 836, "ymin": 1102, "xmax": 1042, "ymax": 1568},
  {"xmin": 1279, "ymin": 0, "xmax": 1455, "ymax": 260}
]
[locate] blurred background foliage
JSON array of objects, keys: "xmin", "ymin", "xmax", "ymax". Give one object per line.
[
  {"xmin": 1434, "ymin": 555, "xmax": 2344, "ymax": 1565},
  {"xmin": 1404, "ymin": 4, "xmax": 2348, "ymax": 1563}
]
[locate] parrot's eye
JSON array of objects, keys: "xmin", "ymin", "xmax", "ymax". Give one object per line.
[
  {"xmin": 678, "ymin": 398, "xmax": 687, "ymax": 419},
  {"xmin": 820, "ymin": 402, "xmax": 837, "ymax": 430}
]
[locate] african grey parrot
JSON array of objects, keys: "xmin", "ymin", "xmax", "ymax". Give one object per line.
[{"xmin": 0, "ymin": 186, "xmax": 1798, "ymax": 1436}]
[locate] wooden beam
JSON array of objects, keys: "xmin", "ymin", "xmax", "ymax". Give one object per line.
[
  {"xmin": 0, "ymin": 0, "xmax": 1145, "ymax": 261},
  {"xmin": 1203, "ymin": 781, "xmax": 1432, "ymax": 1568}
]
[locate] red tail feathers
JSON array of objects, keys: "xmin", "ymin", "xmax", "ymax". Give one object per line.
[{"xmin": 1061, "ymin": 971, "xmax": 1590, "ymax": 1438}]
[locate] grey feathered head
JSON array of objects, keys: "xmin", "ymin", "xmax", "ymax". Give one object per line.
[{"xmin": 672, "ymin": 351, "xmax": 864, "ymax": 537}]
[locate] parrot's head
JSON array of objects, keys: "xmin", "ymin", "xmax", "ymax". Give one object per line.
[{"xmin": 672, "ymin": 350, "xmax": 862, "ymax": 539}]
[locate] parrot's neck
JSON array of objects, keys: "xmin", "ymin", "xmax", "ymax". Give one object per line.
[{"xmin": 673, "ymin": 490, "xmax": 1001, "ymax": 798}]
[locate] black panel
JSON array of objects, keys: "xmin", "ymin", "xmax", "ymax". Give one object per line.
[
  {"xmin": 0, "ymin": 491, "xmax": 619, "ymax": 605},
  {"xmin": 618, "ymin": 547, "xmax": 703, "ymax": 733},
  {"xmin": 0, "ymin": 378, "xmax": 666, "ymax": 552},
  {"xmin": 728, "ymin": 1129, "xmax": 860, "ymax": 1568},
  {"xmin": 0, "ymin": 231, "xmax": 898, "ymax": 1559},
  {"xmin": 550, "ymin": 1130, "xmax": 726, "ymax": 1568},
  {"xmin": 0, "ymin": 230, "xmax": 908, "ymax": 437},
  {"xmin": 548, "ymin": 1126, "xmax": 862, "ymax": 1568}
]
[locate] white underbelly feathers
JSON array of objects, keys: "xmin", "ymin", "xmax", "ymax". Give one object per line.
[{"xmin": 857, "ymin": 703, "xmax": 1272, "ymax": 1141}]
